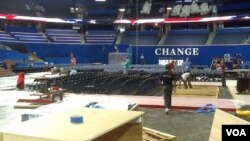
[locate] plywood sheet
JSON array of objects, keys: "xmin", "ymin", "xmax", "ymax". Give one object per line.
[{"xmin": 209, "ymin": 109, "xmax": 250, "ymax": 141}]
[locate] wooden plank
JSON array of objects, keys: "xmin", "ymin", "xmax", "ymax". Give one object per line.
[
  {"xmin": 143, "ymin": 127, "xmax": 176, "ymax": 141},
  {"xmin": 143, "ymin": 131, "xmax": 169, "ymax": 140},
  {"xmin": 209, "ymin": 109, "xmax": 250, "ymax": 141}
]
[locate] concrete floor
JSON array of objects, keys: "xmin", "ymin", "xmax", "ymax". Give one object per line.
[
  {"xmin": 141, "ymin": 108, "xmax": 214, "ymax": 141},
  {"xmin": 141, "ymin": 86, "xmax": 234, "ymax": 141}
]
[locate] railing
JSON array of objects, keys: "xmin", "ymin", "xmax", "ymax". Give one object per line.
[{"xmin": 85, "ymin": 30, "xmax": 116, "ymax": 44}]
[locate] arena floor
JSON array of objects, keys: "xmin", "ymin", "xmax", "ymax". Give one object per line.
[{"xmin": 0, "ymin": 72, "xmax": 250, "ymax": 141}]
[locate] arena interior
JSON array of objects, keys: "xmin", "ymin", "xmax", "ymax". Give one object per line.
[{"xmin": 1, "ymin": 0, "xmax": 250, "ymax": 141}]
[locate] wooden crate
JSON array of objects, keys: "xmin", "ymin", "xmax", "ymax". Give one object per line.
[{"xmin": 143, "ymin": 127, "xmax": 176, "ymax": 141}]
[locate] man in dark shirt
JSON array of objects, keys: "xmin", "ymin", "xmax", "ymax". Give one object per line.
[{"xmin": 160, "ymin": 64, "xmax": 176, "ymax": 114}]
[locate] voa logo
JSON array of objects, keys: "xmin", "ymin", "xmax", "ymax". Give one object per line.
[
  {"xmin": 226, "ymin": 129, "xmax": 246, "ymax": 136},
  {"xmin": 222, "ymin": 125, "xmax": 250, "ymax": 141}
]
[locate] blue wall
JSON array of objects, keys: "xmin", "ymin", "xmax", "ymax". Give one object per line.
[
  {"xmin": 23, "ymin": 43, "xmax": 116, "ymax": 64},
  {"xmin": 0, "ymin": 50, "xmax": 28, "ymax": 61},
  {"xmin": 2, "ymin": 42, "xmax": 250, "ymax": 65},
  {"xmin": 22, "ymin": 43, "xmax": 128, "ymax": 64}
]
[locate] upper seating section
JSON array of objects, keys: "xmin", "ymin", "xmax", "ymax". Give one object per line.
[
  {"xmin": 46, "ymin": 29, "xmax": 81, "ymax": 44},
  {"xmin": 5, "ymin": 26, "xmax": 48, "ymax": 43},
  {"xmin": 87, "ymin": 9, "xmax": 118, "ymax": 21},
  {"xmin": 37, "ymin": 1, "xmax": 74, "ymax": 18},
  {"xmin": 140, "ymin": 4, "xmax": 165, "ymax": 19},
  {"xmin": 85, "ymin": 30, "xmax": 116, "ymax": 45},
  {"xmin": 12, "ymin": 32, "xmax": 48, "ymax": 43},
  {"xmin": 164, "ymin": 29, "xmax": 209, "ymax": 45},
  {"xmin": 36, "ymin": 0, "xmax": 122, "ymax": 19},
  {"xmin": 0, "ymin": 0, "xmax": 36, "ymax": 16},
  {"xmin": 123, "ymin": 1, "xmax": 213, "ymax": 19},
  {"xmin": 0, "ymin": 31, "xmax": 17, "ymax": 42},
  {"xmin": 121, "ymin": 30, "xmax": 160, "ymax": 45},
  {"xmin": 217, "ymin": 2, "xmax": 250, "ymax": 16},
  {"xmin": 124, "ymin": 3, "xmax": 165, "ymax": 19},
  {"xmin": 212, "ymin": 28, "xmax": 250, "ymax": 45},
  {"xmin": 170, "ymin": 2, "xmax": 212, "ymax": 18}
]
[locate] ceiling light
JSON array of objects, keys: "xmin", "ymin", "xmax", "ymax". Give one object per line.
[
  {"xmin": 119, "ymin": 8, "xmax": 125, "ymax": 12},
  {"xmin": 167, "ymin": 7, "xmax": 172, "ymax": 10}
]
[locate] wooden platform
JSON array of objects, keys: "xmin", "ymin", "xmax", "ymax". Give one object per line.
[
  {"xmin": 0, "ymin": 108, "xmax": 144, "ymax": 141},
  {"xmin": 67, "ymin": 94, "xmax": 237, "ymax": 112},
  {"xmin": 174, "ymin": 85, "xmax": 218, "ymax": 98}
]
